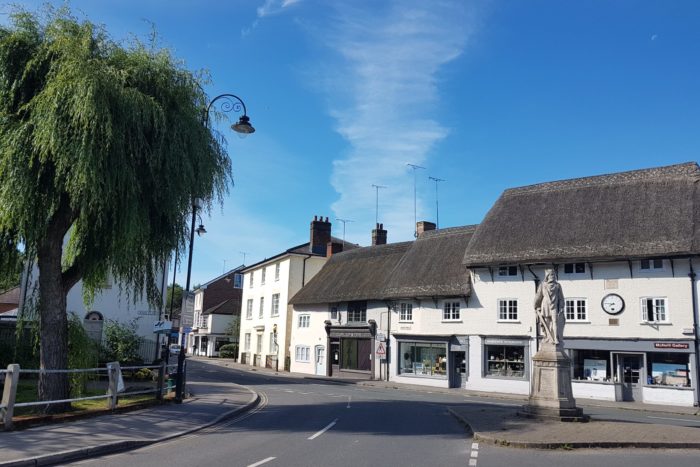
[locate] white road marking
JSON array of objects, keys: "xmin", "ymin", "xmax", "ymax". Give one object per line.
[
  {"xmin": 347, "ymin": 396, "xmax": 352, "ymax": 408},
  {"xmin": 647, "ymin": 416, "xmax": 700, "ymax": 423},
  {"xmin": 469, "ymin": 459, "xmax": 477, "ymax": 466},
  {"xmin": 247, "ymin": 457, "xmax": 276, "ymax": 467},
  {"xmin": 472, "ymin": 442, "xmax": 479, "ymax": 450},
  {"xmin": 470, "ymin": 450, "xmax": 479, "ymax": 458},
  {"xmin": 308, "ymin": 418, "xmax": 338, "ymax": 440}
]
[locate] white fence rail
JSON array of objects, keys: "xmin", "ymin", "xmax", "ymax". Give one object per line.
[{"xmin": 0, "ymin": 361, "xmax": 182, "ymax": 430}]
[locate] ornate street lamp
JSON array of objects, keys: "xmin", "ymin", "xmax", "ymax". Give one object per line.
[{"xmin": 175, "ymin": 92, "xmax": 254, "ymax": 403}]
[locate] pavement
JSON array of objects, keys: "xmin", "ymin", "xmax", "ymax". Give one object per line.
[{"xmin": 1, "ymin": 359, "xmax": 699, "ymax": 467}]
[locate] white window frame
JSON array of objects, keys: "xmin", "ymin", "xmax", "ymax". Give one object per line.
[
  {"xmin": 563, "ymin": 263, "xmax": 586, "ymax": 275},
  {"xmin": 248, "ymin": 272, "xmax": 254, "ymax": 288},
  {"xmin": 261, "ymin": 268, "xmax": 266, "ymax": 285},
  {"xmin": 442, "ymin": 301, "xmax": 461, "ymax": 321},
  {"xmin": 497, "ymin": 299, "xmax": 518, "ymax": 322},
  {"xmin": 271, "ymin": 293, "xmax": 280, "ymax": 317},
  {"xmin": 259, "ymin": 297, "xmax": 265, "ymax": 319},
  {"xmin": 399, "ymin": 303, "xmax": 413, "ymax": 322},
  {"xmin": 641, "ymin": 297, "xmax": 669, "ymax": 323},
  {"xmin": 295, "ymin": 345, "xmax": 310, "ymax": 362},
  {"xmin": 256, "ymin": 334, "xmax": 263, "ymax": 354},
  {"xmin": 233, "ymin": 273, "xmax": 243, "ymax": 289},
  {"xmin": 246, "ymin": 299, "xmax": 253, "ymax": 320},
  {"xmin": 298, "ymin": 314, "xmax": 310, "ymax": 328},
  {"xmin": 640, "ymin": 258, "xmax": 664, "ymax": 272},
  {"xmin": 565, "ymin": 298, "xmax": 588, "ymax": 322},
  {"xmin": 244, "ymin": 333, "xmax": 251, "ymax": 351},
  {"xmin": 275, "ymin": 263, "xmax": 280, "ymax": 281}
]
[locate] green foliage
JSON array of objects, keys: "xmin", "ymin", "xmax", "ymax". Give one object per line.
[
  {"xmin": 0, "ymin": 5, "xmax": 232, "ymax": 308},
  {"xmin": 67, "ymin": 313, "xmax": 98, "ymax": 396},
  {"xmin": 101, "ymin": 319, "xmax": 143, "ymax": 364},
  {"xmin": 218, "ymin": 343, "xmax": 238, "ymax": 359},
  {"xmin": 134, "ymin": 367, "xmax": 155, "ymax": 381},
  {"xmin": 225, "ymin": 315, "xmax": 240, "ymax": 338}
]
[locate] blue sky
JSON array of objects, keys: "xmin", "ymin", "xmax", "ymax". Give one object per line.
[{"xmin": 3, "ymin": 1, "xmax": 700, "ymax": 287}]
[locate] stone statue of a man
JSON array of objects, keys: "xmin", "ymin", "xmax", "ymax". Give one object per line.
[{"xmin": 534, "ymin": 268, "xmax": 565, "ymax": 347}]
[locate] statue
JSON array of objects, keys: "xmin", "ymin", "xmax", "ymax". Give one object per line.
[{"xmin": 534, "ymin": 268, "xmax": 565, "ymax": 347}]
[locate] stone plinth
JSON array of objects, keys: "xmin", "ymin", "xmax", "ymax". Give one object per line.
[{"xmin": 519, "ymin": 346, "xmax": 589, "ymax": 422}]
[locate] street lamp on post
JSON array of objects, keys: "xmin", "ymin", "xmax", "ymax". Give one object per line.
[{"xmin": 175, "ymin": 91, "xmax": 254, "ymax": 404}]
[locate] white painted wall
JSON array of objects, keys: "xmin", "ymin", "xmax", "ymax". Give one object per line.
[
  {"xmin": 572, "ymin": 382, "xmax": 616, "ymax": 401},
  {"xmin": 642, "ymin": 386, "xmax": 696, "ymax": 406}
]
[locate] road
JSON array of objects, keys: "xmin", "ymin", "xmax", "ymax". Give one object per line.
[{"xmin": 64, "ymin": 360, "xmax": 700, "ymax": 467}]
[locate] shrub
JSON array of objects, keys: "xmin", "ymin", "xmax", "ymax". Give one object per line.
[
  {"xmin": 219, "ymin": 343, "xmax": 238, "ymax": 359},
  {"xmin": 101, "ymin": 319, "xmax": 143, "ymax": 364}
]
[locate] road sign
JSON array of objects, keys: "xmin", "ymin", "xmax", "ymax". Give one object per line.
[
  {"xmin": 375, "ymin": 333, "xmax": 386, "ymax": 341},
  {"xmin": 376, "ymin": 342, "xmax": 386, "ymax": 356}
]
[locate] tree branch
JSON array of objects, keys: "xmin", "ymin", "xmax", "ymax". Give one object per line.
[{"xmin": 62, "ymin": 262, "xmax": 82, "ymax": 295}]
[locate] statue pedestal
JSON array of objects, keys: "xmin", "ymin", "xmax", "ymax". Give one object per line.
[{"xmin": 519, "ymin": 346, "xmax": 589, "ymax": 422}]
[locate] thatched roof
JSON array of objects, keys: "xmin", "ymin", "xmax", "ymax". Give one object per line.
[
  {"xmin": 289, "ymin": 242, "xmax": 412, "ymax": 305},
  {"xmin": 463, "ymin": 162, "xmax": 700, "ymax": 266},
  {"xmin": 290, "ymin": 225, "xmax": 477, "ymax": 305},
  {"xmin": 383, "ymin": 226, "xmax": 476, "ymax": 299}
]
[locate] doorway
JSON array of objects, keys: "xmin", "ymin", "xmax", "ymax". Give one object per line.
[
  {"xmin": 315, "ymin": 345, "xmax": 326, "ymax": 376},
  {"xmin": 614, "ymin": 353, "xmax": 643, "ymax": 401},
  {"xmin": 330, "ymin": 341, "xmax": 340, "ymax": 376},
  {"xmin": 450, "ymin": 351, "xmax": 466, "ymax": 388}
]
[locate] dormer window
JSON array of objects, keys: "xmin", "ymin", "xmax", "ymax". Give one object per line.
[
  {"xmin": 563, "ymin": 263, "xmax": 585, "ymax": 274},
  {"xmin": 498, "ymin": 266, "xmax": 518, "ymax": 276},
  {"xmin": 640, "ymin": 258, "xmax": 663, "ymax": 270}
]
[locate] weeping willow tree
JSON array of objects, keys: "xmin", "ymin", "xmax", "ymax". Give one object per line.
[{"xmin": 0, "ymin": 7, "xmax": 231, "ymax": 408}]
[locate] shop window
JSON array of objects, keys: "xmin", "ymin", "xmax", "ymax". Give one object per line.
[
  {"xmin": 341, "ymin": 338, "xmax": 371, "ymax": 371},
  {"xmin": 214, "ymin": 338, "xmax": 231, "ymax": 352},
  {"xmin": 564, "ymin": 263, "xmax": 585, "ymax": 274},
  {"xmin": 571, "ymin": 349, "xmax": 611, "ymax": 381},
  {"xmin": 498, "ymin": 265, "xmax": 518, "ymax": 276},
  {"xmin": 399, "ymin": 303, "xmax": 413, "ymax": 322},
  {"xmin": 647, "ymin": 352, "xmax": 690, "ymax": 387},
  {"xmin": 498, "ymin": 299, "xmax": 518, "ymax": 321},
  {"xmin": 565, "ymin": 299, "xmax": 587, "ymax": 321},
  {"xmin": 347, "ymin": 301, "xmax": 367, "ymax": 323},
  {"xmin": 641, "ymin": 297, "xmax": 668, "ymax": 323},
  {"xmin": 398, "ymin": 341, "xmax": 447, "ymax": 377},
  {"xmin": 485, "ymin": 345, "xmax": 525, "ymax": 378}
]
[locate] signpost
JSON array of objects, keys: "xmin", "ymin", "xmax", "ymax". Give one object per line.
[
  {"xmin": 153, "ymin": 320, "xmax": 173, "ymax": 334},
  {"xmin": 376, "ymin": 342, "xmax": 386, "ymax": 357}
]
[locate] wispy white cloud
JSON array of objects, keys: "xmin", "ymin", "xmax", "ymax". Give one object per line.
[
  {"xmin": 243, "ymin": 0, "xmax": 303, "ymax": 36},
  {"xmin": 316, "ymin": 2, "xmax": 477, "ymax": 242}
]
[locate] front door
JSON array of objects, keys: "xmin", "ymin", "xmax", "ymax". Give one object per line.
[
  {"xmin": 315, "ymin": 345, "xmax": 326, "ymax": 375},
  {"xmin": 450, "ymin": 351, "xmax": 466, "ymax": 388},
  {"xmin": 330, "ymin": 341, "xmax": 340, "ymax": 376},
  {"xmin": 616, "ymin": 354, "xmax": 643, "ymax": 401}
]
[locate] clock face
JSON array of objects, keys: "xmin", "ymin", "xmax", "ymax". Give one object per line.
[{"xmin": 601, "ymin": 293, "xmax": 625, "ymax": 315}]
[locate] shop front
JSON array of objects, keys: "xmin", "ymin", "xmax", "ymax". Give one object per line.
[
  {"xmin": 566, "ymin": 338, "xmax": 696, "ymax": 406},
  {"xmin": 326, "ymin": 324, "xmax": 376, "ymax": 379},
  {"xmin": 392, "ymin": 334, "xmax": 469, "ymax": 389}
]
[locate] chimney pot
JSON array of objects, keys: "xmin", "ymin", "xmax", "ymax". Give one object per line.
[
  {"xmin": 310, "ymin": 215, "xmax": 332, "ymax": 255},
  {"xmin": 372, "ymin": 223, "xmax": 388, "ymax": 246}
]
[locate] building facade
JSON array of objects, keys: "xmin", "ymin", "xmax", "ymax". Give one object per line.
[
  {"xmin": 289, "ymin": 163, "xmax": 700, "ymax": 407},
  {"xmin": 188, "ymin": 266, "xmax": 244, "ymax": 357},
  {"xmin": 238, "ymin": 216, "xmax": 356, "ymax": 370}
]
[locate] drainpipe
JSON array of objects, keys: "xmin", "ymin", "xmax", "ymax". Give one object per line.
[
  {"xmin": 301, "ymin": 254, "xmax": 312, "ymax": 287},
  {"xmin": 689, "ymin": 259, "xmax": 700, "ymax": 407},
  {"xmin": 386, "ymin": 302, "xmax": 392, "ymax": 381}
]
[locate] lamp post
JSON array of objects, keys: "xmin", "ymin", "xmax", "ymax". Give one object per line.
[{"xmin": 175, "ymin": 92, "xmax": 254, "ymax": 403}]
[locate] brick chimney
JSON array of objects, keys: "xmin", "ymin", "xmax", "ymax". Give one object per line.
[
  {"xmin": 310, "ymin": 215, "xmax": 332, "ymax": 255},
  {"xmin": 416, "ymin": 221, "xmax": 436, "ymax": 237},
  {"xmin": 326, "ymin": 241, "xmax": 343, "ymax": 257},
  {"xmin": 372, "ymin": 223, "xmax": 387, "ymax": 246}
]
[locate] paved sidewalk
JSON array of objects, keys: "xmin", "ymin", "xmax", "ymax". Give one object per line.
[{"xmin": 0, "ymin": 374, "xmax": 259, "ymax": 466}]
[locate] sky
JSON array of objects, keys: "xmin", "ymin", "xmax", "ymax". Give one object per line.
[{"xmin": 2, "ymin": 1, "xmax": 700, "ymax": 287}]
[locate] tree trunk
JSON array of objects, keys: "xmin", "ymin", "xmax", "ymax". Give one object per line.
[{"xmin": 36, "ymin": 231, "xmax": 71, "ymax": 413}]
